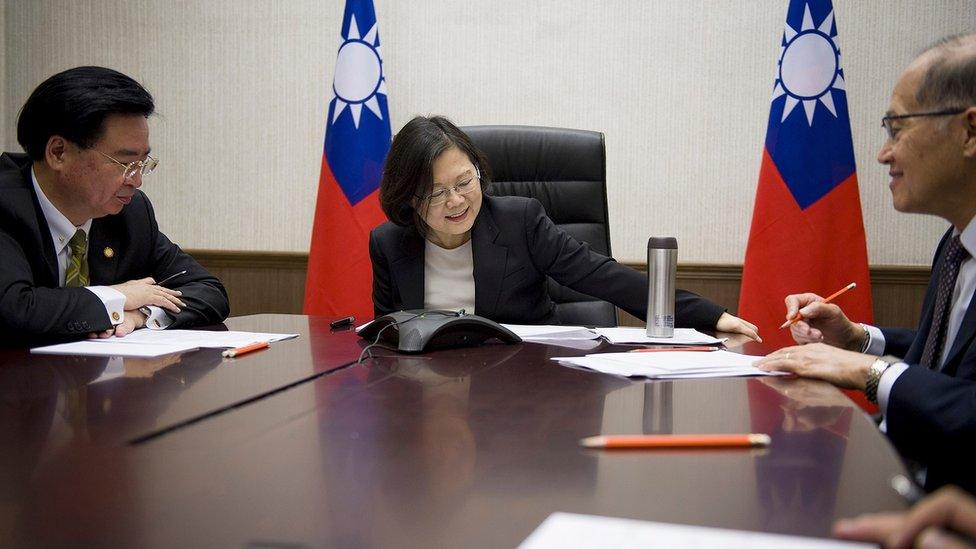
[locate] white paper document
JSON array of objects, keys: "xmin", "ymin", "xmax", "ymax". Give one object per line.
[
  {"xmin": 89, "ymin": 329, "xmax": 299, "ymax": 348},
  {"xmin": 498, "ymin": 325, "xmax": 603, "ymax": 350},
  {"xmin": 553, "ymin": 350, "xmax": 775, "ymax": 379},
  {"xmin": 594, "ymin": 327, "xmax": 726, "ymax": 345},
  {"xmin": 30, "ymin": 329, "xmax": 299, "ymax": 358},
  {"xmin": 519, "ymin": 513, "xmax": 871, "ymax": 549},
  {"xmin": 30, "ymin": 340, "xmax": 200, "ymax": 358},
  {"xmin": 502, "ymin": 324, "xmax": 601, "ymax": 341}
]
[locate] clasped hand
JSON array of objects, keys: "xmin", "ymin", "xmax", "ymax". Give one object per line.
[
  {"xmin": 754, "ymin": 293, "xmax": 875, "ymax": 389},
  {"xmin": 89, "ymin": 277, "xmax": 185, "ymax": 338},
  {"xmin": 111, "ymin": 277, "xmax": 185, "ymax": 313},
  {"xmin": 784, "ymin": 292, "xmax": 866, "ymax": 350}
]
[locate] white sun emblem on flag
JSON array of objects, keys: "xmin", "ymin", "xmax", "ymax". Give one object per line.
[
  {"xmin": 331, "ymin": 14, "xmax": 387, "ymax": 129},
  {"xmin": 771, "ymin": 3, "xmax": 845, "ymax": 126}
]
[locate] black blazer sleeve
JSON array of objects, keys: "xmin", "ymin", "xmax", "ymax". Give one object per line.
[
  {"xmin": 886, "ymin": 366, "xmax": 976, "ymax": 492},
  {"xmin": 879, "ymin": 327, "xmax": 918, "ymax": 358},
  {"xmin": 369, "ymin": 227, "xmax": 396, "ymax": 317},
  {"xmin": 135, "ymin": 195, "xmax": 229, "ymax": 328},
  {"xmin": 0, "ymin": 227, "xmax": 112, "ymax": 337},
  {"xmin": 522, "ymin": 198, "xmax": 725, "ymax": 330}
]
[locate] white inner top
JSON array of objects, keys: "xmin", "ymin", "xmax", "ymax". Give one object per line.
[{"xmin": 424, "ymin": 239, "xmax": 476, "ymax": 314}]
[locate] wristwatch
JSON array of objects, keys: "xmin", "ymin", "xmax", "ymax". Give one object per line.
[{"xmin": 864, "ymin": 355, "xmax": 901, "ymax": 404}]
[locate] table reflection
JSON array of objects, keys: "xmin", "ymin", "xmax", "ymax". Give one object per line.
[{"xmin": 749, "ymin": 377, "xmax": 852, "ymax": 536}]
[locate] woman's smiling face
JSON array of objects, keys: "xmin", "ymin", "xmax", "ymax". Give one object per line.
[{"xmin": 418, "ymin": 146, "xmax": 483, "ymax": 249}]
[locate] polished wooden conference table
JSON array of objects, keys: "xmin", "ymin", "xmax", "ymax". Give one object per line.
[{"xmin": 2, "ymin": 314, "xmax": 908, "ymax": 547}]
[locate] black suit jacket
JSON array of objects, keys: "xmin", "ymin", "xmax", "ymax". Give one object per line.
[
  {"xmin": 0, "ymin": 152, "xmax": 229, "ymax": 344},
  {"xmin": 879, "ymin": 229, "xmax": 976, "ymax": 493},
  {"xmin": 369, "ymin": 195, "xmax": 725, "ymax": 329}
]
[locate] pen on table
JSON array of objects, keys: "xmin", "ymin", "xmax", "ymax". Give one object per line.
[
  {"xmin": 155, "ymin": 270, "xmax": 188, "ymax": 286},
  {"xmin": 628, "ymin": 346, "xmax": 720, "ymax": 353},
  {"xmin": 330, "ymin": 315, "xmax": 355, "ymax": 329},
  {"xmin": 779, "ymin": 282, "xmax": 857, "ymax": 329},
  {"xmin": 579, "ymin": 433, "xmax": 771, "ymax": 449},
  {"xmin": 221, "ymin": 341, "xmax": 270, "ymax": 358}
]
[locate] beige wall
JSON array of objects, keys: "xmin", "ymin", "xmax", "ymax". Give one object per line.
[{"xmin": 3, "ymin": 1, "xmax": 974, "ymax": 264}]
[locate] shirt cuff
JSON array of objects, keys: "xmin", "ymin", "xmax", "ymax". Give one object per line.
[
  {"xmin": 877, "ymin": 362, "xmax": 910, "ymax": 420},
  {"xmin": 86, "ymin": 286, "xmax": 125, "ymax": 326},
  {"xmin": 862, "ymin": 324, "xmax": 887, "ymax": 356},
  {"xmin": 142, "ymin": 306, "xmax": 174, "ymax": 330}
]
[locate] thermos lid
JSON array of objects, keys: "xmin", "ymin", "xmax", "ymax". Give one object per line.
[{"xmin": 647, "ymin": 237, "xmax": 677, "ymax": 250}]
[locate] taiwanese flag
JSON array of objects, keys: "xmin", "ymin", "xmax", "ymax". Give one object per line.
[
  {"xmin": 739, "ymin": 0, "xmax": 874, "ymax": 406},
  {"xmin": 304, "ymin": 0, "xmax": 391, "ymax": 320}
]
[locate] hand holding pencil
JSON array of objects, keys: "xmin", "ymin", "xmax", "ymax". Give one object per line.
[{"xmin": 782, "ymin": 283, "xmax": 868, "ymax": 351}]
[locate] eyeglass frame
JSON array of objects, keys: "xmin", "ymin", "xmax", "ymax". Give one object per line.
[
  {"xmin": 92, "ymin": 149, "xmax": 159, "ymax": 180},
  {"xmin": 881, "ymin": 108, "xmax": 967, "ymax": 140},
  {"xmin": 415, "ymin": 167, "xmax": 482, "ymax": 206}
]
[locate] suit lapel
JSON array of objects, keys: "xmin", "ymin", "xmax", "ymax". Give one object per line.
[
  {"xmin": 472, "ymin": 199, "xmax": 508, "ymax": 317},
  {"xmin": 21, "ymin": 162, "xmax": 60, "ymax": 285},
  {"xmin": 88, "ymin": 219, "xmax": 121, "ymax": 285},
  {"xmin": 392, "ymin": 229, "xmax": 425, "ymax": 310},
  {"xmin": 904, "ymin": 229, "xmax": 951, "ymax": 364}
]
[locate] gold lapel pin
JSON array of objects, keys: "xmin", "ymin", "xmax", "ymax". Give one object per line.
[{"xmin": 103, "ymin": 247, "xmax": 115, "ymax": 258}]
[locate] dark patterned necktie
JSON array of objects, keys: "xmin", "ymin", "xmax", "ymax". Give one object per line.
[
  {"xmin": 920, "ymin": 235, "xmax": 969, "ymax": 369},
  {"xmin": 64, "ymin": 230, "xmax": 90, "ymax": 287}
]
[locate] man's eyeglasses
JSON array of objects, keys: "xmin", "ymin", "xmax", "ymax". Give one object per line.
[
  {"xmin": 417, "ymin": 168, "xmax": 481, "ymax": 207},
  {"xmin": 93, "ymin": 150, "xmax": 159, "ymax": 180},
  {"xmin": 881, "ymin": 108, "xmax": 966, "ymax": 140}
]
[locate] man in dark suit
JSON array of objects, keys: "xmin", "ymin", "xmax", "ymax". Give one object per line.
[
  {"xmin": 0, "ymin": 66, "xmax": 229, "ymax": 344},
  {"xmin": 757, "ymin": 34, "xmax": 976, "ymax": 493}
]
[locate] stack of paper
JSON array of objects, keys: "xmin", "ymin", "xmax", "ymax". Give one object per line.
[
  {"xmin": 593, "ymin": 327, "xmax": 725, "ymax": 345},
  {"xmin": 502, "ymin": 324, "xmax": 600, "ymax": 340},
  {"xmin": 502, "ymin": 324, "xmax": 603, "ymax": 350},
  {"xmin": 519, "ymin": 512, "xmax": 870, "ymax": 548},
  {"xmin": 552, "ymin": 350, "xmax": 774, "ymax": 379},
  {"xmin": 30, "ymin": 329, "xmax": 299, "ymax": 358}
]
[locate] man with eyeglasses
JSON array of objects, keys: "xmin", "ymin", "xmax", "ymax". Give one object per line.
[
  {"xmin": 755, "ymin": 34, "xmax": 976, "ymax": 494},
  {"xmin": 0, "ymin": 66, "xmax": 229, "ymax": 343}
]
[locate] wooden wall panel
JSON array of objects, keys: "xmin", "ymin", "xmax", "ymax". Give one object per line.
[{"xmin": 190, "ymin": 250, "xmax": 930, "ymax": 330}]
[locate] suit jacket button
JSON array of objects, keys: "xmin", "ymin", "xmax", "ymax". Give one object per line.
[{"xmin": 82, "ymin": 321, "xmax": 90, "ymax": 330}]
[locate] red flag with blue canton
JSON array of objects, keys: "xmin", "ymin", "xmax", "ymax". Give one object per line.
[
  {"xmin": 739, "ymin": 0, "xmax": 874, "ymax": 409},
  {"xmin": 304, "ymin": 0, "xmax": 391, "ymax": 320}
]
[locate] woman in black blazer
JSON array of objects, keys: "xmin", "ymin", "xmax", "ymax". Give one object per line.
[{"xmin": 369, "ymin": 115, "xmax": 760, "ymax": 338}]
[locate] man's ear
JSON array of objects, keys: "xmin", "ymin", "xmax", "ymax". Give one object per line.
[
  {"xmin": 962, "ymin": 107, "xmax": 976, "ymax": 159},
  {"xmin": 44, "ymin": 136, "xmax": 69, "ymax": 170}
]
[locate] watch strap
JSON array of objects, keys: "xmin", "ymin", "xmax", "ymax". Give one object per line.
[{"xmin": 865, "ymin": 355, "xmax": 900, "ymax": 404}]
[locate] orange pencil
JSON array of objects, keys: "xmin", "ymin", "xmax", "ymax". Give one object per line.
[
  {"xmin": 579, "ymin": 433, "xmax": 771, "ymax": 449},
  {"xmin": 779, "ymin": 282, "xmax": 857, "ymax": 329},
  {"xmin": 221, "ymin": 341, "xmax": 270, "ymax": 358}
]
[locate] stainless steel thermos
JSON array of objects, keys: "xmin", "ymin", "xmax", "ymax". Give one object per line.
[{"xmin": 646, "ymin": 237, "xmax": 677, "ymax": 337}]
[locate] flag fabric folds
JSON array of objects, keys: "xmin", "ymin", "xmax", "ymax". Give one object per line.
[
  {"xmin": 739, "ymin": 0, "xmax": 874, "ymax": 404},
  {"xmin": 304, "ymin": 0, "xmax": 391, "ymax": 321}
]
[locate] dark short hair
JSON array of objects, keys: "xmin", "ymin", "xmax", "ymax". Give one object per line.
[
  {"xmin": 916, "ymin": 33, "xmax": 976, "ymax": 110},
  {"xmin": 17, "ymin": 66, "xmax": 155, "ymax": 161},
  {"xmin": 379, "ymin": 115, "xmax": 490, "ymax": 235}
]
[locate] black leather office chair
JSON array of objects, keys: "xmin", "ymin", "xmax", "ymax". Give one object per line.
[{"xmin": 462, "ymin": 125, "xmax": 619, "ymax": 327}]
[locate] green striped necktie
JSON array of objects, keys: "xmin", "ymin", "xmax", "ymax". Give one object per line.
[{"xmin": 65, "ymin": 229, "xmax": 90, "ymax": 287}]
